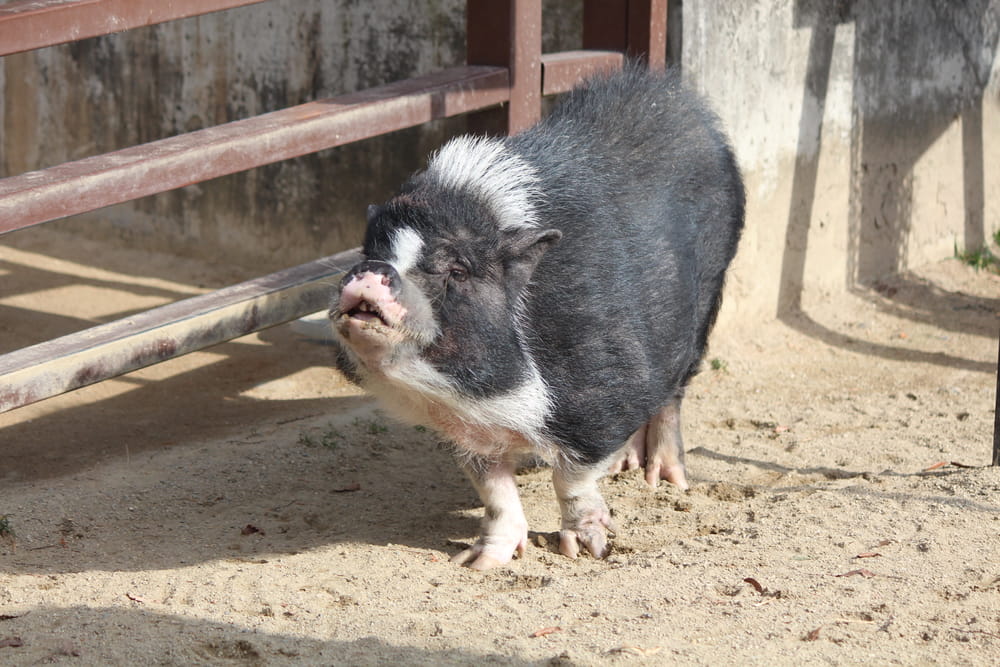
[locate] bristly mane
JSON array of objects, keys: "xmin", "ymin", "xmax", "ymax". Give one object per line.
[{"xmin": 424, "ymin": 136, "xmax": 543, "ymax": 232}]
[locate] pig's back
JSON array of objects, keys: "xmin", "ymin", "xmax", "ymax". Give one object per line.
[{"xmin": 509, "ymin": 64, "xmax": 744, "ymax": 463}]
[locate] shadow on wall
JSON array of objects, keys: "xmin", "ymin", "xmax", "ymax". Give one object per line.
[{"xmin": 778, "ymin": 0, "xmax": 999, "ymax": 365}]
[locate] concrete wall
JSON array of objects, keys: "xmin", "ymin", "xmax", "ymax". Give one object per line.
[
  {"xmin": 2, "ymin": 0, "xmax": 998, "ymax": 318},
  {"xmin": 685, "ymin": 0, "xmax": 1000, "ymax": 317}
]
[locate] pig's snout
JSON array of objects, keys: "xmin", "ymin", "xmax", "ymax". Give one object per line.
[
  {"xmin": 337, "ymin": 260, "xmax": 407, "ymax": 329},
  {"xmin": 342, "ymin": 260, "xmax": 401, "ymax": 294}
]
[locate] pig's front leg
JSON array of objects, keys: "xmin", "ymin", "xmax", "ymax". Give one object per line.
[
  {"xmin": 451, "ymin": 454, "xmax": 528, "ymax": 570},
  {"xmin": 553, "ymin": 463, "xmax": 615, "ymax": 560}
]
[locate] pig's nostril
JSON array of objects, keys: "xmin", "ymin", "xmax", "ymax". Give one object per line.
[{"xmin": 381, "ymin": 275, "xmax": 391, "ymax": 286}]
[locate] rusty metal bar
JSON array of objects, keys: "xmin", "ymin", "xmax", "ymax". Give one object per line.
[
  {"xmin": 583, "ymin": 0, "xmax": 667, "ymax": 69},
  {"xmin": 0, "ymin": 0, "xmax": 272, "ymax": 57},
  {"xmin": 994, "ymin": 333, "xmax": 1000, "ymax": 465},
  {"xmin": 0, "ymin": 66, "xmax": 509, "ymax": 234},
  {"xmin": 466, "ymin": 0, "xmax": 542, "ymax": 134},
  {"xmin": 0, "ymin": 247, "xmax": 362, "ymax": 414},
  {"xmin": 583, "ymin": 0, "xmax": 628, "ymax": 53},
  {"xmin": 540, "ymin": 50, "xmax": 625, "ymax": 96},
  {"xmin": 627, "ymin": 0, "xmax": 668, "ymax": 70}
]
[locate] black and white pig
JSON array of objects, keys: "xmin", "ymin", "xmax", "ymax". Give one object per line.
[{"xmin": 330, "ymin": 64, "xmax": 744, "ymax": 570}]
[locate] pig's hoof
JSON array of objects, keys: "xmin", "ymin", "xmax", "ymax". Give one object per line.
[
  {"xmin": 645, "ymin": 459, "xmax": 689, "ymax": 491},
  {"xmin": 450, "ymin": 536, "xmax": 526, "ymax": 570},
  {"xmin": 607, "ymin": 425, "xmax": 647, "ymax": 474},
  {"xmin": 558, "ymin": 514, "xmax": 615, "ymax": 560}
]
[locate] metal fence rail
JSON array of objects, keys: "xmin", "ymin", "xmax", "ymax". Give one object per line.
[
  {"xmin": 0, "ymin": 0, "xmax": 667, "ymax": 414},
  {"xmin": 0, "ymin": 66, "xmax": 512, "ymax": 234},
  {"xmin": 0, "ymin": 0, "xmax": 272, "ymax": 57}
]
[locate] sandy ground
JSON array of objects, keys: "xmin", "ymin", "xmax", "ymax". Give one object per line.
[{"xmin": 1, "ymin": 228, "xmax": 999, "ymax": 665}]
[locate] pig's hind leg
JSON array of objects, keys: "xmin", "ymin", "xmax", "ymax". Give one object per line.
[
  {"xmin": 608, "ymin": 393, "xmax": 690, "ymax": 490},
  {"xmin": 451, "ymin": 454, "xmax": 529, "ymax": 570},
  {"xmin": 553, "ymin": 463, "xmax": 616, "ymax": 560}
]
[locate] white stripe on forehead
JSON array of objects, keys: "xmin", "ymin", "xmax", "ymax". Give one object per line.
[
  {"xmin": 425, "ymin": 135, "xmax": 541, "ymax": 231},
  {"xmin": 389, "ymin": 226, "xmax": 424, "ymax": 274}
]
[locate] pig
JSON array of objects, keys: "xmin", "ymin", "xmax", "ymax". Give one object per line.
[{"xmin": 329, "ymin": 63, "xmax": 744, "ymax": 570}]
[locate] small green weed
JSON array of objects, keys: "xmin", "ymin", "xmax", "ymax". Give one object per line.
[
  {"xmin": 0, "ymin": 515, "xmax": 14, "ymax": 539},
  {"xmin": 298, "ymin": 425, "xmax": 344, "ymax": 450},
  {"xmin": 954, "ymin": 238, "xmax": 1000, "ymax": 273},
  {"xmin": 710, "ymin": 358, "xmax": 729, "ymax": 372},
  {"xmin": 354, "ymin": 417, "xmax": 388, "ymax": 435}
]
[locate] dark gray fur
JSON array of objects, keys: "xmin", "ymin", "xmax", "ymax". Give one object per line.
[
  {"xmin": 509, "ymin": 64, "xmax": 745, "ymax": 463},
  {"xmin": 343, "ymin": 63, "xmax": 744, "ymax": 465}
]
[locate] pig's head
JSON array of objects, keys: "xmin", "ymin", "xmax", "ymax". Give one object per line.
[{"xmin": 330, "ymin": 136, "xmax": 562, "ymax": 406}]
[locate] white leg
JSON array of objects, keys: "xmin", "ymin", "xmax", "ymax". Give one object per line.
[
  {"xmin": 451, "ymin": 455, "xmax": 529, "ymax": 570},
  {"xmin": 553, "ymin": 462, "xmax": 615, "ymax": 560}
]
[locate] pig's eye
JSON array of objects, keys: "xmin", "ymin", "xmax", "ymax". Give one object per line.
[{"xmin": 448, "ymin": 265, "xmax": 469, "ymax": 283}]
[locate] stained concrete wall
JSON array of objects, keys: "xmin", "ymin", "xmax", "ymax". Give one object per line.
[
  {"xmin": 686, "ymin": 0, "xmax": 1000, "ymax": 317},
  {"xmin": 0, "ymin": 0, "xmax": 582, "ymax": 273},
  {"xmin": 2, "ymin": 0, "xmax": 998, "ymax": 318}
]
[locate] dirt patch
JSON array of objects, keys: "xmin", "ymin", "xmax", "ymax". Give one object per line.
[{"xmin": 1, "ymin": 229, "xmax": 998, "ymax": 664}]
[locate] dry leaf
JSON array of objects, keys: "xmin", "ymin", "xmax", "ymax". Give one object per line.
[
  {"xmin": 125, "ymin": 592, "xmax": 147, "ymax": 603},
  {"xmin": 612, "ymin": 645, "xmax": 663, "ymax": 656},
  {"xmin": 0, "ymin": 636, "xmax": 23, "ymax": 648},
  {"xmin": 804, "ymin": 627, "xmax": 821, "ymax": 641},
  {"xmin": 743, "ymin": 577, "xmax": 765, "ymax": 594},
  {"xmin": 530, "ymin": 626, "xmax": 562, "ymax": 638},
  {"xmin": 923, "ymin": 461, "xmax": 948, "ymax": 471},
  {"xmin": 835, "ymin": 569, "xmax": 876, "ymax": 578},
  {"xmin": 241, "ymin": 524, "xmax": 264, "ymax": 536},
  {"xmin": 332, "ymin": 483, "xmax": 362, "ymax": 493},
  {"xmin": 854, "ymin": 552, "xmax": 882, "ymax": 559}
]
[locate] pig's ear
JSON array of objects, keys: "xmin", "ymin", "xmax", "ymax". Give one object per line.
[
  {"xmin": 504, "ymin": 228, "xmax": 562, "ymax": 286},
  {"xmin": 366, "ymin": 204, "xmax": 381, "ymax": 224}
]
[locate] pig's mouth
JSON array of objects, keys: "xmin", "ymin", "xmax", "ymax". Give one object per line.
[
  {"xmin": 344, "ymin": 298, "xmax": 389, "ymax": 328},
  {"xmin": 333, "ymin": 271, "xmax": 415, "ymax": 357}
]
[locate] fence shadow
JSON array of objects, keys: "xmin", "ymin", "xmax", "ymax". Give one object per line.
[{"xmin": 780, "ymin": 0, "xmax": 999, "ymax": 365}]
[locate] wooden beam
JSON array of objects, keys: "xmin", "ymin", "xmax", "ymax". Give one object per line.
[{"xmin": 0, "ymin": 247, "xmax": 362, "ymax": 414}]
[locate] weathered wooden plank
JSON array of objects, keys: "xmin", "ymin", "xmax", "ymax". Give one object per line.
[
  {"xmin": 0, "ymin": 66, "xmax": 510, "ymax": 234},
  {"xmin": 0, "ymin": 247, "xmax": 362, "ymax": 414}
]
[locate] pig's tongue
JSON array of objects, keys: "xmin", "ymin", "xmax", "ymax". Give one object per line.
[{"xmin": 349, "ymin": 300, "xmax": 383, "ymax": 323}]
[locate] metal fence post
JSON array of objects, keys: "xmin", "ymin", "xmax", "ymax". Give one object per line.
[
  {"xmin": 994, "ymin": 333, "xmax": 1000, "ymax": 465},
  {"xmin": 583, "ymin": 0, "xmax": 668, "ymax": 70},
  {"xmin": 466, "ymin": 0, "xmax": 542, "ymax": 135}
]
